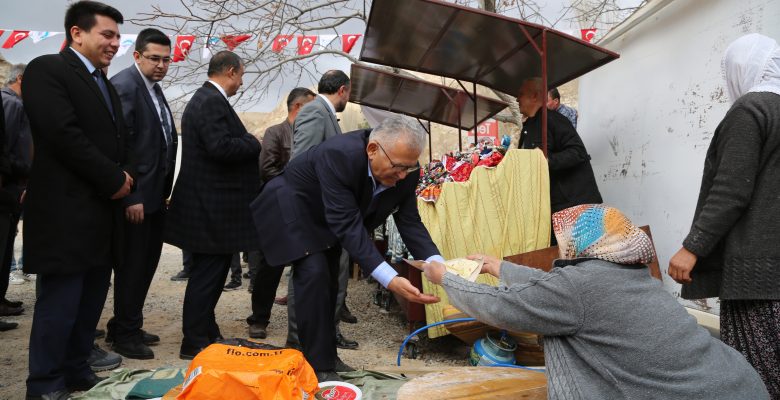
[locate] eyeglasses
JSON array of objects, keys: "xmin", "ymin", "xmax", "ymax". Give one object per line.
[
  {"xmin": 140, "ymin": 53, "xmax": 172, "ymax": 65},
  {"xmin": 376, "ymin": 142, "xmax": 420, "ymax": 173}
]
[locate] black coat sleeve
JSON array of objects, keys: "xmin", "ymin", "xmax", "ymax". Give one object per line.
[
  {"xmin": 22, "ymin": 57, "xmax": 126, "ymax": 198},
  {"xmin": 547, "ymin": 113, "xmax": 591, "ymax": 171}
]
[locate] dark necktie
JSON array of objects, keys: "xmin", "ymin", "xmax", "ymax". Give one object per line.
[
  {"xmin": 152, "ymin": 83, "xmax": 173, "ymax": 146},
  {"xmin": 91, "ymin": 69, "xmax": 114, "ymax": 119}
]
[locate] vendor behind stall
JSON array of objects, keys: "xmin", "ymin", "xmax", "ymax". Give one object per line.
[
  {"xmin": 516, "ymin": 78, "xmax": 602, "ymax": 215},
  {"xmin": 421, "ymin": 204, "xmax": 769, "ymax": 400}
]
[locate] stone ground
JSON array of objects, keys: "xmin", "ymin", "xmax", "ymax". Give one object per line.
[{"xmin": 0, "ymin": 240, "xmax": 470, "ymax": 399}]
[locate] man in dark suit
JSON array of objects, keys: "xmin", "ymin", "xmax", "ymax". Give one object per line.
[
  {"xmin": 105, "ymin": 28, "xmax": 177, "ymax": 360},
  {"xmin": 0, "ymin": 76, "xmax": 18, "ymax": 332},
  {"xmin": 165, "ymin": 50, "xmax": 261, "ymax": 360},
  {"xmin": 0, "ymin": 63, "xmax": 32, "ymax": 320},
  {"xmin": 251, "ymin": 115, "xmax": 442, "ymax": 381},
  {"xmin": 246, "ymin": 87, "xmax": 315, "ymax": 340},
  {"xmin": 288, "ymin": 70, "xmax": 359, "ymax": 351},
  {"xmin": 22, "ymin": 2, "xmax": 133, "ymax": 398}
]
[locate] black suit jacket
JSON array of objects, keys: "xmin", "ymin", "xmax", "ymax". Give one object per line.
[
  {"xmin": 165, "ymin": 82, "xmax": 261, "ymax": 253},
  {"xmin": 521, "ymin": 110, "xmax": 603, "ymax": 213},
  {"xmin": 251, "ymin": 130, "xmax": 439, "ymax": 273},
  {"xmin": 21, "ymin": 49, "xmax": 130, "ymax": 274},
  {"xmin": 111, "ymin": 65, "xmax": 178, "ymax": 213}
]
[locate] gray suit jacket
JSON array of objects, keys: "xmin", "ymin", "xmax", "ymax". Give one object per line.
[
  {"xmin": 111, "ymin": 65, "xmax": 178, "ymax": 214},
  {"xmin": 291, "ymin": 95, "xmax": 341, "ymax": 159}
]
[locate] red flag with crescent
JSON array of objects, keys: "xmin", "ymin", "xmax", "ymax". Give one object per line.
[
  {"xmin": 297, "ymin": 35, "xmax": 317, "ymax": 55},
  {"xmin": 2, "ymin": 31, "xmax": 30, "ymax": 49},
  {"xmin": 272, "ymin": 35, "xmax": 293, "ymax": 53},
  {"xmin": 341, "ymin": 34, "xmax": 361, "ymax": 53},
  {"xmin": 580, "ymin": 28, "xmax": 597, "ymax": 43},
  {"xmin": 173, "ymin": 35, "xmax": 195, "ymax": 62},
  {"xmin": 221, "ymin": 34, "xmax": 252, "ymax": 51}
]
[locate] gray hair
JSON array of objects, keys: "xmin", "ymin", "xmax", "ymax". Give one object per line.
[
  {"xmin": 6, "ymin": 63, "xmax": 26, "ymax": 85},
  {"xmin": 369, "ymin": 115, "xmax": 427, "ymax": 154}
]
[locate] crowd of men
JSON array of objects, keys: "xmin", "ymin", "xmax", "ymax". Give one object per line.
[{"xmin": 2, "ymin": 1, "xmax": 600, "ymax": 399}]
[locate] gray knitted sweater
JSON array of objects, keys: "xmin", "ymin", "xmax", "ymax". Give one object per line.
[
  {"xmin": 682, "ymin": 92, "xmax": 780, "ymax": 300},
  {"xmin": 442, "ymin": 259, "xmax": 769, "ymax": 400}
]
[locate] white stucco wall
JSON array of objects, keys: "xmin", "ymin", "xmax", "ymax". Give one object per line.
[{"xmin": 577, "ymin": 0, "xmax": 780, "ymax": 313}]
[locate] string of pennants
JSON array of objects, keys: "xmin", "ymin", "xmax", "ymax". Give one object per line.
[{"xmin": 0, "ymin": 30, "xmax": 364, "ymax": 62}]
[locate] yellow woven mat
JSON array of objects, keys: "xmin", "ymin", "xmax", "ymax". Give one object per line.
[{"xmin": 418, "ymin": 149, "xmax": 551, "ymax": 338}]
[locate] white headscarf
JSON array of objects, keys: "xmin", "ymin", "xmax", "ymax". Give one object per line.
[{"xmin": 723, "ymin": 33, "xmax": 780, "ymax": 104}]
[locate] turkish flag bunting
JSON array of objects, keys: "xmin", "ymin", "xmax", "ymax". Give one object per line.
[
  {"xmin": 0, "ymin": 30, "xmax": 4, "ymax": 39},
  {"xmin": 2, "ymin": 31, "xmax": 30, "ymax": 49},
  {"xmin": 580, "ymin": 28, "xmax": 597, "ymax": 43},
  {"xmin": 173, "ymin": 35, "xmax": 195, "ymax": 62},
  {"xmin": 221, "ymin": 34, "xmax": 252, "ymax": 51},
  {"xmin": 341, "ymin": 34, "xmax": 362, "ymax": 53},
  {"xmin": 297, "ymin": 35, "xmax": 317, "ymax": 55},
  {"xmin": 272, "ymin": 35, "xmax": 293, "ymax": 53}
]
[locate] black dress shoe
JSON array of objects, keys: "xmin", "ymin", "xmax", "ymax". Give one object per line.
[
  {"xmin": 336, "ymin": 333, "xmax": 358, "ymax": 350},
  {"xmin": 112, "ymin": 340, "xmax": 154, "ymax": 360},
  {"xmin": 248, "ymin": 323, "xmax": 268, "ymax": 339},
  {"xmin": 334, "ymin": 356, "xmax": 356, "ymax": 372},
  {"xmin": 179, "ymin": 344, "xmax": 204, "ymax": 360},
  {"xmin": 3, "ymin": 298, "xmax": 23, "ymax": 308},
  {"xmin": 0, "ymin": 303, "xmax": 23, "ymax": 316},
  {"xmin": 25, "ymin": 389, "xmax": 70, "ymax": 400},
  {"xmin": 340, "ymin": 304, "xmax": 358, "ymax": 324},
  {"xmin": 67, "ymin": 374, "xmax": 106, "ymax": 392},
  {"xmin": 170, "ymin": 271, "xmax": 190, "ymax": 281},
  {"xmin": 315, "ymin": 370, "xmax": 341, "ymax": 382},
  {"xmin": 106, "ymin": 329, "xmax": 160, "ymax": 345},
  {"xmin": 0, "ymin": 320, "xmax": 18, "ymax": 331}
]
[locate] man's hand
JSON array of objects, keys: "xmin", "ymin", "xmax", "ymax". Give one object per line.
[
  {"xmin": 125, "ymin": 203, "xmax": 144, "ymax": 224},
  {"xmin": 669, "ymin": 247, "xmax": 697, "ymax": 284},
  {"xmin": 387, "ymin": 276, "xmax": 440, "ymax": 304},
  {"xmin": 423, "ymin": 261, "xmax": 447, "ymax": 284},
  {"xmin": 111, "ymin": 171, "xmax": 134, "ymax": 199},
  {"xmin": 467, "ymin": 254, "xmax": 501, "ymax": 277}
]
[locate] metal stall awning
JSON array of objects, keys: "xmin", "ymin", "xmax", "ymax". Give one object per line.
[
  {"xmin": 359, "ymin": 0, "xmax": 620, "ymax": 155},
  {"xmin": 349, "ymin": 63, "xmax": 508, "ymax": 158}
]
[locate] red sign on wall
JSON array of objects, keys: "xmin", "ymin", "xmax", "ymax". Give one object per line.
[{"xmin": 468, "ymin": 119, "xmax": 498, "ymax": 146}]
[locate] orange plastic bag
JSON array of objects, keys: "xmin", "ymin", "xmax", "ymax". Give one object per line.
[{"xmin": 176, "ymin": 341, "xmax": 318, "ymax": 400}]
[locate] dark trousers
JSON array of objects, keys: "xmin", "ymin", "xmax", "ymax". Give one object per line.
[
  {"xmin": 182, "ymin": 253, "xmax": 231, "ymax": 350},
  {"xmin": 293, "ymin": 247, "xmax": 341, "ymax": 371},
  {"xmin": 0, "ymin": 212, "xmax": 15, "ymax": 299},
  {"xmin": 107, "ymin": 211, "xmax": 165, "ymax": 343},
  {"xmin": 228, "ymin": 253, "xmax": 241, "ymax": 283},
  {"xmin": 27, "ymin": 266, "xmax": 112, "ymax": 395},
  {"xmin": 246, "ymin": 250, "xmax": 284, "ymax": 326},
  {"xmin": 182, "ymin": 250, "xmax": 192, "ymax": 274}
]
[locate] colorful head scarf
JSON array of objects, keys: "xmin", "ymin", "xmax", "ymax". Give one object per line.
[{"xmin": 552, "ymin": 204, "xmax": 655, "ymax": 265}]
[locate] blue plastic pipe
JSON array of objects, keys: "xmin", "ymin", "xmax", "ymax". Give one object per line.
[{"xmin": 396, "ymin": 318, "xmax": 544, "ymax": 372}]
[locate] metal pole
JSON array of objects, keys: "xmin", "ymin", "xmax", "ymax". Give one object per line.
[
  {"xmin": 541, "ymin": 29, "xmax": 548, "ymax": 158},
  {"xmin": 473, "ymin": 81, "xmax": 478, "ymax": 147}
]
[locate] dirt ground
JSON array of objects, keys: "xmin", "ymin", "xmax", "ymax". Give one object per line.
[{"xmin": 0, "ymin": 241, "xmax": 470, "ymax": 399}]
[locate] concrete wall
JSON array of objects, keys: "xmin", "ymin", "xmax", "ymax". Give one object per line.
[{"xmin": 577, "ymin": 0, "xmax": 780, "ymax": 313}]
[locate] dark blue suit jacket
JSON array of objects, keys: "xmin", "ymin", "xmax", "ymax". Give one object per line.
[
  {"xmin": 251, "ymin": 130, "xmax": 439, "ymax": 274},
  {"xmin": 111, "ymin": 65, "xmax": 178, "ymax": 213}
]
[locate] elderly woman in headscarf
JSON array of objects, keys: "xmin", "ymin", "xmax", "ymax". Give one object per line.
[
  {"xmin": 422, "ymin": 204, "xmax": 769, "ymax": 400},
  {"xmin": 668, "ymin": 33, "xmax": 780, "ymax": 398}
]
